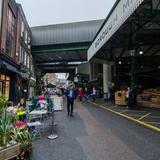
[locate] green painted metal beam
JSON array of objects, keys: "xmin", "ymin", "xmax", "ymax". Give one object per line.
[{"xmin": 32, "ymin": 42, "xmax": 90, "ymax": 54}]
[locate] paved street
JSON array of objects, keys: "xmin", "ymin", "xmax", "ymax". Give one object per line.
[{"xmin": 31, "ymin": 100, "xmax": 160, "ymax": 160}]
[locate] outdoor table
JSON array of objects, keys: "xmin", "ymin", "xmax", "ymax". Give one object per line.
[
  {"xmin": 27, "ymin": 121, "xmax": 42, "ymax": 127},
  {"xmin": 29, "ymin": 110, "xmax": 47, "ymax": 115}
]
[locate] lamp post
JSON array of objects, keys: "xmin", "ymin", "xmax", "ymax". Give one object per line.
[
  {"xmin": 129, "ymin": 49, "xmax": 136, "ymax": 90},
  {"xmin": 127, "ymin": 49, "xmax": 137, "ymax": 109}
]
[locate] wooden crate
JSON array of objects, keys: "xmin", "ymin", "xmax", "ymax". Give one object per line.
[
  {"xmin": 137, "ymin": 100, "xmax": 160, "ymax": 109},
  {"xmin": 0, "ymin": 144, "xmax": 20, "ymax": 160},
  {"xmin": 115, "ymin": 92, "xmax": 126, "ymax": 106}
]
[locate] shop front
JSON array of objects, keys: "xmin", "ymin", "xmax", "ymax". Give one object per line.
[
  {"xmin": 0, "ymin": 74, "xmax": 11, "ymax": 100},
  {"xmin": 0, "ymin": 55, "xmax": 20, "ymax": 103},
  {"xmin": 19, "ymin": 66, "xmax": 31, "ymax": 99},
  {"xmin": 87, "ymin": 0, "xmax": 160, "ymax": 108}
]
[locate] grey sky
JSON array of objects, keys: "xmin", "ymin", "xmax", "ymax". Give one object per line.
[{"xmin": 15, "ymin": 0, "xmax": 116, "ymax": 27}]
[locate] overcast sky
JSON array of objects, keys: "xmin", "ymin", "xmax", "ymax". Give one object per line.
[{"xmin": 15, "ymin": 0, "xmax": 116, "ymax": 27}]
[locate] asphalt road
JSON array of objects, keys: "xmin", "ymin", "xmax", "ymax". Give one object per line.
[{"xmin": 31, "ymin": 100, "xmax": 160, "ymax": 160}]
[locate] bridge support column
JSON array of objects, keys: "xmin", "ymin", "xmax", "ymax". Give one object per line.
[
  {"xmin": 89, "ymin": 62, "xmax": 99, "ymax": 81},
  {"xmin": 103, "ymin": 63, "xmax": 111, "ymax": 100}
]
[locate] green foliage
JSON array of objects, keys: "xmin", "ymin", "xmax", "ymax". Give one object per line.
[
  {"xmin": 12, "ymin": 128, "xmax": 35, "ymax": 148},
  {"xmin": 0, "ymin": 111, "xmax": 12, "ymax": 134},
  {"xmin": 0, "ymin": 111, "xmax": 12, "ymax": 146},
  {"xmin": 0, "ymin": 93, "xmax": 6, "ymax": 113}
]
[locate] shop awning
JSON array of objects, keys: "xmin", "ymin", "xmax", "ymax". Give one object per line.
[
  {"xmin": 3, "ymin": 61, "xmax": 20, "ymax": 74},
  {"xmin": 88, "ymin": 0, "xmax": 145, "ymax": 60}
]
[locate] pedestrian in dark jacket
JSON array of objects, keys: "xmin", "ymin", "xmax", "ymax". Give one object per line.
[{"xmin": 65, "ymin": 84, "xmax": 76, "ymax": 116}]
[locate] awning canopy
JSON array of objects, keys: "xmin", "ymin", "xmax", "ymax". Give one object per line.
[{"xmin": 88, "ymin": 0, "xmax": 160, "ymax": 60}]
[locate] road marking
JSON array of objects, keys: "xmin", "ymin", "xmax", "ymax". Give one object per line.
[
  {"xmin": 120, "ymin": 110, "xmax": 129, "ymax": 113},
  {"xmin": 146, "ymin": 122, "xmax": 160, "ymax": 125},
  {"xmin": 108, "ymin": 106, "xmax": 117, "ymax": 109},
  {"xmin": 99, "ymin": 105, "xmax": 160, "ymax": 133},
  {"xmin": 145, "ymin": 116, "xmax": 160, "ymax": 119},
  {"xmin": 138, "ymin": 113, "xmax": 151, "ymax": 120}
]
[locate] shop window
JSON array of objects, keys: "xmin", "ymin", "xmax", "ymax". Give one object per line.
[
  {"xmin": 6, "ymin": 76, "xmax": 10, "ymax": 81},
  {"xmin": 1, "ymin": 75, "xmax": 5, "ymax": 80},
  {"xmin": 0, "ymin": 81, "xmax": 3, "ymax": 94},
  {"xmin": 0, "ymin": 75, "xmax": 10, "ymax": 100},
  {"xmin": 5, "ymin": 81, "xmax": 10, "ymax": 100}
]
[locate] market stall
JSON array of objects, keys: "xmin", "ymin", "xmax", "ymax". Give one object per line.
[
  {"xmin": 137, "ymin": 88, "xmax": 160, "ymax": 108},
  {"xmin": 0, "ymin": 94, "xmax": 52, "ymax": 159}
]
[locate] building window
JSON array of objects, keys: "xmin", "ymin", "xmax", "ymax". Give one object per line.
[
  {"xmin": 30, "ymin": 57, "xmax": 32, "ymax": 70},
  {"xmin": 6, "ymin": 7, "xmax": 15, "ymax": 58},
  {"xmin": 21, "ymin": 21, "xmax": 24, "ymax": 38},
  {"xmin": 19, "ymin": 46, "xmax": 24, "ymax": 63},
  {"xmin": 28, "ymin": 36, "xmax": 31, "ymax": 49},
  {"xmin": 24, "ymin": 52, "xmax": 27, "ymax": 66},
  {"xmin": 27, "ymin": 54, "xmax": 30, "ymax": 68},
  {"xmin": 25, "ymin": 31, "xmax": 28, "ymax": 44}
]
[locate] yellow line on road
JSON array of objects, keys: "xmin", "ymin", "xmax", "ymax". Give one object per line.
[
  {"xmin": 120, "ymin": 110, "xmax": 129, "ymax": 113},
  {"xmin": 99, "ymin": 105, "xmax": 160, "ymax": 133},
  {"xmin": 108, "ymin": 106, "xmax": 117, "ymax": 109},
  {"xmin": 138, "ymin": 113, "xmax": 151, "ymax": 120},
  {"xmin": 147, "ymin": 122, "xmax": 160, "ymax": 125}
]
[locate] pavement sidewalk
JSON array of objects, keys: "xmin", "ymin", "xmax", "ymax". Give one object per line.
[{"xmin": 89, "ymin": 98, "xmax": 160, "ymax": 133}]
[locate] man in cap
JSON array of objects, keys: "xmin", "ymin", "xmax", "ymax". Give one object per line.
[{"xmin": 64, "ymin": 83, "xmax": 76, "ymax": 116}]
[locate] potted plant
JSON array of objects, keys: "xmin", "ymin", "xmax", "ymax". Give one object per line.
[
  {"xmin": 12, "ymin": 127, "xmax": 35, "ymax": 159},
  {"xmin": 0, "ymin": 93, "xmax": 6, "ymax": 114},
  {"xmin": 0, "ymin": 111, "xmax": 12, "ymax": 147}
]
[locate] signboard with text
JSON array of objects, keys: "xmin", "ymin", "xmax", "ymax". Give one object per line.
[{"xmin": 88, "ymin": 0, "xmax": 144, "ymax": 61}]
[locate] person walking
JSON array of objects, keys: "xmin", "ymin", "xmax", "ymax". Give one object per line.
[
  {"xmin": 65, "ymin": 84, "xmax": 76, "ymax": 117},
  {"xmin": 91, "ymin": 87, "xmax": 97, "ymax": 102},
  {"xmin": 77, "ymin": 88, "xmax": 83, "ymax": 101},
  {"xmin": 84, "ymin": 87, "xmax": 89, "ymax": 102}
]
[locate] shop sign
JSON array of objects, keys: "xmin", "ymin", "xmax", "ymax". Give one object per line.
[{"xmin": 88, "ymin": 0, "xmax": 144, "ymax": 60}]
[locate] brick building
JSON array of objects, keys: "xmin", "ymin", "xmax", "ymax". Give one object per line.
[{"xmin": 0, "ymin": 0, "xmax": 35, "ymax": 103}]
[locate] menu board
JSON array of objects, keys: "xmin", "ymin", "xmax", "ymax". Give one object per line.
[{"xmin": 53, "ymin": 97, "xmax": 63, "ymax": 111}]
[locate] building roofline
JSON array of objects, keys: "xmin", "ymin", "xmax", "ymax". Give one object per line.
[
  {"xmin": 17, "ymin": 3, "xmax": 31, "ymax": 34},
  {"xmin": 30, "ymin": 19, "xmax": 104, "ymax": 29}
]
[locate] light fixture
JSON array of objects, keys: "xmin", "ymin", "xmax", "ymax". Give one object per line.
[
  {"xmin": 139, "ymin": 50, "xmax": 143, "ymax": 55},
  {"xmin": 140, "ymin": 65, "xmax": 144, "ymax": 69},
  {"xmin": 118, "ymin": 61, "xmax": 122, "ymax": 65}
]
